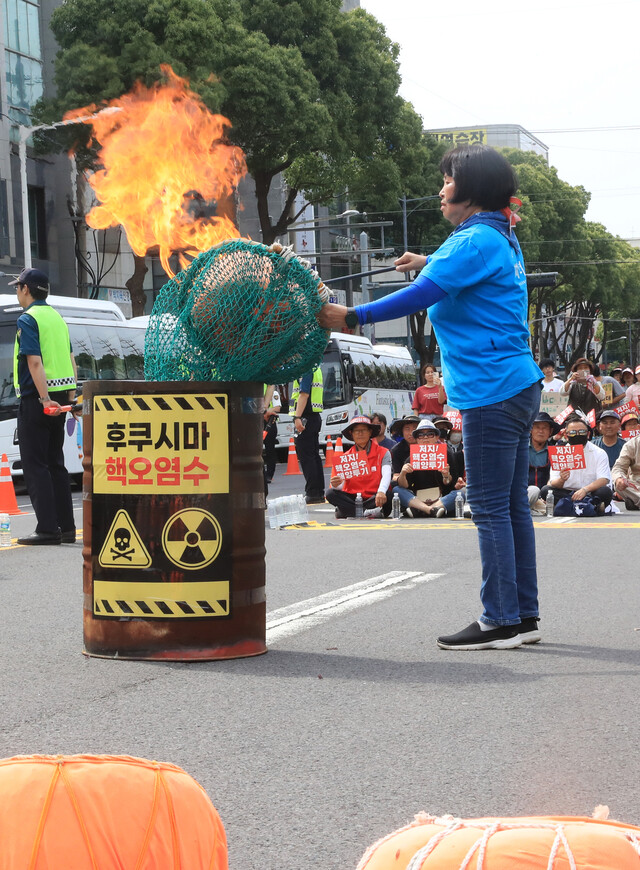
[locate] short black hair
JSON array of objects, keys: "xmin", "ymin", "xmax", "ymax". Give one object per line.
[
  {"xmin": 439, "ymin": 145, "xmax": 518, "ymax": 212},
  {"xmin": 30, "ymin": 286, "xmax": 48, "ymax": 301},
  {"xmin": 539, "ymin": 358, "xmax": 555, "ymax": 369},
  {"xmin": 370, "ymin": 411, "xmax": 387, "ymax": 425}
]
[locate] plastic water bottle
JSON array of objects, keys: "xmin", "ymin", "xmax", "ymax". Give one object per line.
[
  {"xmin": 355, "ymin": 493, "xmax": 364, "ymax": 519},
  {"xmin": 545, "ymin": 489, "xmax": 555, "ymax": 517},
  {"xmin": 0, "ymin": 513, "xmax": 10, "ymax": 547},
  {"xmin": 282, "ymin": 496, "xmax": 293, "ymax": 526},
  {"xmin": 267, "ymin": 500, "xmax": 278, "ymax": 530},
  {"xmin": 455, "ymin": 491, "xmax": 464, "ymax": 519},
  {"xmin": 297, "ymin": 494, "xmax": 309, "ymax": 524},
  {"xmin": 275, "ymin": 497, "xmax": 285, "ymax": 528},
  {"xmin": 392, "ymin": 492, "xmax": 401, "ymax": 520}
]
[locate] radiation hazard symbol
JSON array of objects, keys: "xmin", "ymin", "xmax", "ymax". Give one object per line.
[
  {"xmin": 162, "ymin": 508, "xmax": 222, "ymax": 571},
  {"xmin": 99, "ymin": 510, "xmax": 152, "ymax": 568}
]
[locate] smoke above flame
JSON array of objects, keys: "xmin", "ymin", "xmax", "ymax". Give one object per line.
[{"xmin": 65, "ymin": 65, "xmax": 247, "ymax": 276}]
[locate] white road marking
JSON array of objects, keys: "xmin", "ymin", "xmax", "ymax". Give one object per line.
[{"xmin": 266, "ymin": 571, "xmax": 442, "ymax": 644}]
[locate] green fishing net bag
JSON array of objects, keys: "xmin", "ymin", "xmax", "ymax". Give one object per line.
[{"xmin": 144, "ymin": 239, "xmax": 330, "ymax": 383}]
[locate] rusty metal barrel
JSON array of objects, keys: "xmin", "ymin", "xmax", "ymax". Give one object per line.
[{"xmin": 82, "ymin": 380, "xmax": 266, "ymax": 660}]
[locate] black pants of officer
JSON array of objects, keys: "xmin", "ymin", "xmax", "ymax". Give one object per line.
[
  {"xmin": 17, "ymin": 393, "xmax": 75, "ymax": 535},
  {"xmin": 263, "ymin": 419, "xmax": 278, "ymax": 481},
  {"xmin": 294, "ymin": 413, "xmax": 325, "ymax": 500}
]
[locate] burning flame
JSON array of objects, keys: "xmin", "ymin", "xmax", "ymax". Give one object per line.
[{"xmin": 65, "ymin": 65, "xmax": 247, "ymax": 276}]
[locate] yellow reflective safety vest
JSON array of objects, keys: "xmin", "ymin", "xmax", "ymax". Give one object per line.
[
  {"xmin": 290, "ymin": 367, "xmax": 323, "ymax": 413},
  {"xmin": 14, "ymin": 303, "xmax": 76, "ymax": 398}
]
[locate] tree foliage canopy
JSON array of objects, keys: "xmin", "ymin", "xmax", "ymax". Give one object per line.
[{"xmin": 40, "ymin": 0, "xmax": 429, "ymax": 243}]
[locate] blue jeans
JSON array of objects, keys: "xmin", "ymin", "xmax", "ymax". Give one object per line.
[
  {"xmin": 391, "ymin": 485, "xmax": 417, "ymax": 510},
  {"xmin": 462, "ymin": 382, "xmax": 541, "ymax": 626}
]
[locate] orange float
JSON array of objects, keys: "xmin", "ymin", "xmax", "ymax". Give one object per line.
[
  {"xmin": 356, "ymin": 813, "xmax": 640, "ymax": 870},
  {"xmin": 0, "ymin": 754, "xmax": 227, "ymax": 869}
]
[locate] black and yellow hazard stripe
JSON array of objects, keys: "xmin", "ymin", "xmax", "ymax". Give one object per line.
[{"xmin": 93, "ymin": 580, "xmax": 230, "ymax": 618}]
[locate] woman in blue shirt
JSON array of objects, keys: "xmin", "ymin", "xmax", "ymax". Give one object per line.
[{"xmin": 319, "ymin": 145, "xmax": 543, "ymax": 650}]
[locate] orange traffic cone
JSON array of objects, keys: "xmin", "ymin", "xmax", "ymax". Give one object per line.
[
  {"xmin": 324, "ymin": 436, "xmax": 334, "ymax": 468},
  {"xmin": 334, "ymin": 436, "xmax": 344, "ymax": 456},
  {"xmin": 0, "ymin": 453, "xmax": 25, "ymax": 515},
  {"xmin": 283, "ymin": 437, "xmax": 301, "ymax": 475}
]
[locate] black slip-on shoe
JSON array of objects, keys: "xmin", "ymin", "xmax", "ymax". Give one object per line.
[
  {"xmin": 17, "ymin": 532, "xmax": 62, "ymax": 546},
  {"xmin": 518, "ymin": 617, "xmax": 541, "ymax": 644},
  {"xmin": 437, "ymin": 621, "xmax": 522, "ymax": 650},
  {"xmin": 61, "ymin": 529, "xmax": 78, "ymax": 543}
]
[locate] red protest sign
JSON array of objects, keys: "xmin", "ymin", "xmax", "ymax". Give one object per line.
[
  {"xmin": 445, "ymin": 410, "xmax": 462, "ymax": 430},
  {"xmin": 615, "ymin": 401, "xmax": 639, "ymax": 419},
  {"xmin": 410, "ymin": 443, "xmax": 448, "ymax": 471},
  {"xmin": 554, "ymin": 404, "xmax": 574, "ymax": 425},
  {"xmin": 332, "ymin": 454, "xmax": 368, "ymax": 480},
  {"xmin": 586, "ymin": 409, "xmax": 596, "ymax": 428},
  {"xmin": 548, "ymin": 444, "xmax": 586, "ymax": 472}
]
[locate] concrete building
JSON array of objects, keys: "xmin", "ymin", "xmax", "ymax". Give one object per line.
[
  {"xmin": 425, "ymin": 124, "xmax": 549, "ymax": 161},
  {"xmin": 1, "ymin": 0, "xmax": 80, "ymax": 295}
]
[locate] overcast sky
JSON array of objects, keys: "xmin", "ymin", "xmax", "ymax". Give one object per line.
[{"xmin": 361, "ymin": 0, "xmax": 640, "ymax": 241}]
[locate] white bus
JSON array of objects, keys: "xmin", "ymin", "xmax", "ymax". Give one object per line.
[
  {"xmin": 0, "ymin": 295, "xmax": 146, "ymax": 479},
  {"xmin": 277, "ymin": 332, "xmax": 418, "ymax": 450}
]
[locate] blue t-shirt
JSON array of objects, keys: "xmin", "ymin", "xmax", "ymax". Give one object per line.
[
  {"xmin": 592, "ymin": 435, "xmax": 624, "ymax": 468},
  {"xmin": 424, "ymin": 224, "xmax": 542, "ymax": 409}
]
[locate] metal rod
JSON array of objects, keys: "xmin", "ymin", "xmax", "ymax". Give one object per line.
[{"xmin": 323, "ymin": 265, "xmax": 400, "ymax": 285}]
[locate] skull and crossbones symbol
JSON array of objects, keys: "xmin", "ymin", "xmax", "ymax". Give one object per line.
[{"xmin": 110, "ymin": 527, "xmax": 135, "ymax": 561}]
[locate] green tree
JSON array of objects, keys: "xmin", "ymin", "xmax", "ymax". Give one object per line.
[
  {"xmin": 505, "ymin": 149, "xmax": 640, "ymax": 370},
  {"xmin": 40, "ymin": 0, "xmax": 425, "ymax": 247}
]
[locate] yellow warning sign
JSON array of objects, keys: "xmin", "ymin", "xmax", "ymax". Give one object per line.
[
  {"xmin": 92, "ymin": 393, "xmax": 229, "ymax": 495},
  {"xmin": 162, "ymin": 508, "xmax": 222, "ymax": 570},
  {"xmin": 98, "ymin": 509, "xmax": 152, "ymax": 568},
  {"xmin": 93, "ymin": 580, "xmax": 230, "ymax": 618}
]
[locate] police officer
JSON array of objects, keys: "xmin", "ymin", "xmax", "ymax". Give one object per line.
[
  {"xmin": 290, "ymin": 366, "xmax": 325, "ymax": 504},
  {"xmin": 263, "ymin": 384, "xmax": 281, "ymax": 484},
  {"xmin": 11, "ymin": 268, "xmax": 78, "ymax": 545}
]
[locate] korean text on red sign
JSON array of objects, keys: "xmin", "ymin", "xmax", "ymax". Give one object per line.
[
  {"xmin": 548, "ymin": 444, "xmax": 586, "ymax": 472},
  {"xmin": 333, "ymin": 456, "xmax": 369, "ymax": 480},
  {"xmin": 410, "ymin": 443, "xmax": 448, "ymax": 471}
]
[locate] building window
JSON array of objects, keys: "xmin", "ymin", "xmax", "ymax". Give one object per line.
[
  {"xmin": 28, "ymin": 186, "xmax": 47, "ymax": 260},
  {"xmin": 0, "ymin": 181, "xmax": 10, "ymax": 259},
  {"xmin": 4, "ymin": 0, "xmax": 43, "ymax": 124}
]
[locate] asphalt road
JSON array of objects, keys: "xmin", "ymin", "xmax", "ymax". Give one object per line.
[{"xmin": 1, "ymin": 468, "xmax": 639, "ymax": 870}]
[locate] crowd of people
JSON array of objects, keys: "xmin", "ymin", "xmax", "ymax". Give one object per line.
[
  {"xmin": 319, "ymin": 364, "xmax": 640, "ymax": 522},
  {"xmin": 265, "ymin": 358, "xmax": 640, "ymax": 521}
]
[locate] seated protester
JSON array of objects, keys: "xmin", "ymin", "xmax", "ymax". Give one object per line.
[
  {"xmin": 539, "ymin": 413, "xmax": 612, "ymax": 515},
  {"xmin": 592, "ymin": 410, "xmax": 625, "ymax": 468},
  {"xmin": 389, "ymin": 414, "xmax": 421, "ymax": 473},
  {"xmin": 620, "ymin": 367, "xmax": 636, "ymax": 391},
  {"xmin": 528, "ymin": 412, "xmax": 559, "ymax": 510},
  {"xmin": 540, "ymin": 358, "xmax": 564, "ymax": 392},
  {"xmin": 610, "ymin": 366, "xmax": 623, "ymax": 383},
  {"xmin": 625, "ymin": 365, "xmax": 640, "ymax": 406},
  {"xmin": 611, "ymin": 435, "xmax": 640, "ymax": 511},
  {"xmin": 370, "ymin": 411, "xmax": 396, "ymax": 450},
  {"xmin": 392, "ymin": 419, "xmax": 456, "ymax": 517},
  {"xmin": 621, "ymin": 411, "xmax": 640, "ymax": 437},
  {"xmin": 560, "ymin": 357, "xmax": 605, "ymax": 415},
  {"xmin": 326, "ymin": 416, "xmax": 391, "ymax": 519}
]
